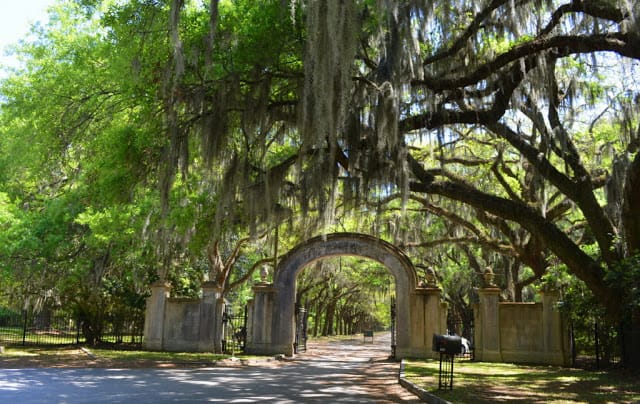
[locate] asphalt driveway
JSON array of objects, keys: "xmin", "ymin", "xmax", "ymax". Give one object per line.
[{"xmin": 0, "ymin": 333, "xmax": 420, "ymax": 403}]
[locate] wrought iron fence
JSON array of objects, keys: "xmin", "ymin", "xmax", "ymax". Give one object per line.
[
  {"xmin": 447, "ymin": 318, "xmax": 474, "ymax": 359},
  {"xmin": 570, "ymin": 318, "xmax": 621, "ymax": 369},
  {"xmin": 294, "ymin": 305, "xmax": 308, "ymax": 354},
  {"xmin": 0, "ymin": 307, "xmax": 144, "ymax": 347},
  {"xmin": 222, "ymin": 305, "xmax": 247, "ymax": 354},
  {"xmin": 0, "ymin": 309, "xmax": 82, "ymax": 346}
]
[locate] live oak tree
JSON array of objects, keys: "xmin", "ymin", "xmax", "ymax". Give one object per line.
[
  {"xmin": 155, "ymin": 0, "xmax": 640, "ymax": 364},
  {"xmin": 1, "ymin": 0, "xmax": 639, "ymax": 364},
  {"xmin": 0, "ymin": 2, "xmax": 167, "ymax": 341}
]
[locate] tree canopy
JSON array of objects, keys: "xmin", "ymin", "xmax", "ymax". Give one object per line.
[{"xmin": 0, "ymin": 0, "xmax": 639, "ymax": 363}]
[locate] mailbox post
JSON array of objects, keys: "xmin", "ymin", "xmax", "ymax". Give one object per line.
[{"xmin": 432, "ymin": 334, "xmax": 462, "ymax": 389}]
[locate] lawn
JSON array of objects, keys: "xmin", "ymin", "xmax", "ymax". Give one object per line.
[
  {"xmin": 404, "ymin": 358, "xmax": 640, "ymax": 403},
  {"xmin": 0, "ymin": 327, "xmax": 79, "ymax": 345},
  {"xmin": 0, "ymin": 345, "xmax": 265, "ymax": 368}
]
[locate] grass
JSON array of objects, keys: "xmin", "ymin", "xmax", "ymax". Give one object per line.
[
  {"xmin": 1, "ymin": 326, "xmax": 80, "ymax": 345},
  {"xmin": 404, "ymin": 358, "xmax": 640, "ymax": 403},
  {"xmin": 0, "ymin": 345, "xmax": 269, "ymax": 368},
  {"xmin": 88, "ymin": 347, "xmax": 268, "ymax": 362},
  {"xmin": 89, "ymin": 348, "xmax": 230, "ymax": 363}
]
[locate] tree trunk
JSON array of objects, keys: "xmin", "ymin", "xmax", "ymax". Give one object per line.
[
  {"xmin": 323, "ymin": 302, "xmax": 336, "ymax": 336},
  {"xmin": 623, "ymin": 153, "xmax": 640, "ymax": 254}
]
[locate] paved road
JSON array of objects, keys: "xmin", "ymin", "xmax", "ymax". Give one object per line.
[{"xmin": 0, "ymin": 332, "xmax": 421, "ymax": 403}]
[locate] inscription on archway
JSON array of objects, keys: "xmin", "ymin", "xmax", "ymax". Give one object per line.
[{"xmin": 245, "ymin": 233, "xmax": 447, "ymax": 359}]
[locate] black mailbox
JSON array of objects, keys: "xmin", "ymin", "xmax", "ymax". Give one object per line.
[{"xmin": 432, "ymin": 334, "xmax": 462, "ymax": 355}]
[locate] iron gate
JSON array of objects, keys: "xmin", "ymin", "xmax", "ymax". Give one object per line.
[
  {"xmin": 222, "ymin": 305, "xmax": 247, "ymax": 354},
  {"xmin": 294, "ymin": 305, "xmax": 308, "ymax": 354},
  {"xmin": 390, "ymin": 296, "xmax": 396, "ymax": 358}
]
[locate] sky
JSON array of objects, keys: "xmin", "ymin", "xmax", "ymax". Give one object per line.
[{"xmin": 0, "ymin": 0, "xmax": 57, "ymax": 72}]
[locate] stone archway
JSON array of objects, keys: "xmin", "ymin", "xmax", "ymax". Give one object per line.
[{"xmin": 245, "ymin": 233, "xmax": 448, "ymax": 359}]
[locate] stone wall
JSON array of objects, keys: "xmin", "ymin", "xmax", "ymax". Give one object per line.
[
  {"xmin": 142, "ymin": 281, "xmax": 225, "ymax": 352},
  {"xmin": 474, "ymin": 288, "xmax": 570, "ymax": 366},
  {"xmin": 162, "ymin": 298, "xmax": 202, "ymax": 351},
  {"xmin": 145, "ymin": 233, "xmax": 452, "ymax": 357}
]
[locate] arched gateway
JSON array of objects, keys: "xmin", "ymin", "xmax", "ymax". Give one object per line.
[{"xmin": 245, "ymin": 233, "xmax": 447, "ymax": 359}]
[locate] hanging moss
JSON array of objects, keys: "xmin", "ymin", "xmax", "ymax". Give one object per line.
[{"xmin": 300, "ymin": 0, "xmax": 358, "ymax": 149}]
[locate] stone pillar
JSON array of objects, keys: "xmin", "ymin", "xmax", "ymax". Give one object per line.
[
  {"xmin": 406, "ymin": 287, "xmax": 447, "ymax": 359},
  {"xmin": 198, "ymin": 282, "xmax": 223, "ymax": 352},
  {"xmin": 245, "ymin": 283, "xmax": 276, "ymax": 355},
  {"xmin": 476, "ymin": 287, "xmax": 501, "ymax": 361},
  {"xmin": 541, "ymin": 289, "xmax": 569, "ymax": 365},
  {"xmin": 472, "ymin": 301, "xmax": 480, "ymax": 354},
  {"xmin": 143, "ymin": 281, "xmax": 170, "ymax": 350}
]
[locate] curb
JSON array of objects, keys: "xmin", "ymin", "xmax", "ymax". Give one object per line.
[{"xmin": 398, "ymin": 360, "xmax": 450, "ymax": 404}]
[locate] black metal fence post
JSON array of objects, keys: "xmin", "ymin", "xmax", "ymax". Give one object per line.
[
  {"xmin": 390, "ymin": 297, "xmax": 396, "ymax": 359},
  {"xmin": 22, "ymin": 309, "xmax": 28, "ymax": 346},
  {"xmin": 570, "ymin": 319, "xmax": 576, "ymax": 367},
  {"xmin": 438, "ymin": 352, "xmax": 454, "ymax": 390},
  {"xmin": 76, "ymin": 317, "xmax": 81, "ymax": 344},
  {"xmin": 595, "ymin": 320, "xmax": 600, "ymax": 369}
]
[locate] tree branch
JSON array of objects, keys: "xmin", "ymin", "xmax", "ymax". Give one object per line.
[
  {"xmin": 416, "ymin": 33, "xmax": 638, "ymax": 92},
  {"xmin": 408, "ymin": 176, "xmax": 614, "ymax": 307},
  {"xmin": 225, "ymin": 257, "xmax": 274, "ymax": 294}
]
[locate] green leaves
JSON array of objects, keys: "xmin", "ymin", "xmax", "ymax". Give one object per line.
[
  {"xmin": 605, "ymin": 254, "xmax": 640, "ymax": 311},
  {"xmin": 83, "ymin": 125, "xmax": 156, "ymax": 205}
]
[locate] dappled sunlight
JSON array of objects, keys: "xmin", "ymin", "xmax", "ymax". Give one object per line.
[
  {"xmin": 406, "ymin": 359, "xmax": 640, "ymax": 403},
  {"xmin": 0, "ymin": 370, "xmax": 46, "ymax": 392},
  {"xmin": 0, "ymin": 379, "xmax": 31, "ymax": 391},
  {"xmin": 0, "ymin": 333, "xmax": 420, "ymax": 402},
  {"xmin": 301, "ymin": 331, "xmax": 394, "ymax": 362}
]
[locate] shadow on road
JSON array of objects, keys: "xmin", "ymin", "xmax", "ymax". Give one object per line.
[{"xmin": 0, "ymin": 332, "xmax": 420, "ymax": 403}]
